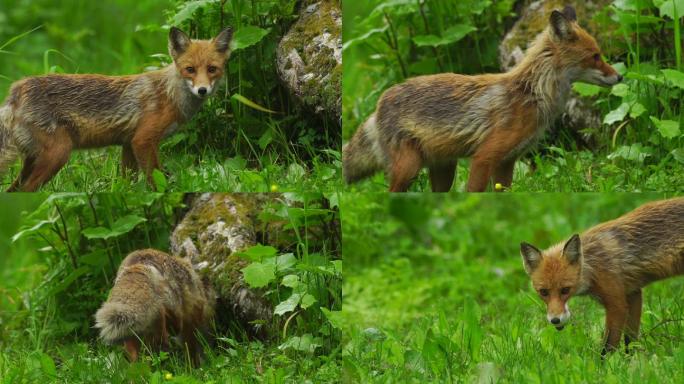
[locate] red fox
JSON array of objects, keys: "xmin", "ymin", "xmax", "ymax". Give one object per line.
[
  {"xmin": 520, "ymin": 197, "xmax": 684, "ymax": 354},
  {"xmin": 343, "ymin": 6, "xmax": 622, "ymax": 192},
  {"xmin": 94, "ymin": 249, "xmax": 215, "ymax": 365},
  {"xmin": 0, "ymin": 27, "xmax": 233, "ymax": 191}
]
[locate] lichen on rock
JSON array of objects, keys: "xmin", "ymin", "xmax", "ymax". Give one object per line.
[{"xmin": 276, "ymin": 0, "xmax": 342, "ymax": 122}]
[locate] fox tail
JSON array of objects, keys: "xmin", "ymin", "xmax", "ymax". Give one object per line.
[
  {"xmin": 0, "ymin": 104, "xmax": 19, "ymax": 175},
  {"xmin": 343, "ymin": 113, "xmax": 384, "ymax": 183},
  {"xmin": 94, "ymin": 273, "xmax": 162, "ymax": 344}
]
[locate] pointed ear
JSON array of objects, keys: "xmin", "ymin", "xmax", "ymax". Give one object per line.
[
  {"xmin": 562, "ymin": 5, "xmax": 577, "ymax": 21},
  {"xmin": 549, "ymin": 9, "xmax": 576, "ymax": 41},
  {"xmin": 169, "ymin": 27, "xmax": 192, "ymax": 60},
  {"xmin": 520, "ymin": 242, "xmax": 542, "ymax": 275},
  {"xmin": 562, "ymin": 234, "xmax": 582, "ymax": 265},
  {"xmin": 213, "ymin": 27, "xmax": 233, "ymax": 55}
]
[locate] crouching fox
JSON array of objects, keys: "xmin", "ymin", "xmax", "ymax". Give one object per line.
[
  {"xmin": 94, "ymin": 249, "xmax": 215, "ymax": 365},
  {"xmin": 520, "ymin": 197, "xmax": 684, "ymax": 354},
  {"xmin": 343, "ymin": 6, "xmax": 622, "ymax": 192},
  {"xmin": 0, "ymin": 27, "xmax": 232, "ymax": 191}
]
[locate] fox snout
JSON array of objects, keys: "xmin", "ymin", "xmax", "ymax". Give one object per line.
[
  {"xmin": 185, "ymin": 79, "xmax": 214, "ymax": 98},
  {"xmin": 547, "ymin": 301, "xmax": 571, "ymax": 330}
]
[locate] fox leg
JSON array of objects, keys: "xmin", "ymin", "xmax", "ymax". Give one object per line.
[
  {"xmin": 131, "ymin": 111, "xmax": 176, "ymax": 188},
  {"xmin": 123, "ymin": 337, "xmax": 141, "ymax": 362},
  {"xmin": 601, "ymin": 297, "xmax": 628, "ymax": 355},
  {"xmin": 388, "ymin": 140, "xmax": 423, "ymax": 192},
  {"xmin": 20, "ymin": 129, "xmax": 73, "ymax": 192},
  {"xmin": 624, "ymin": 289, "xmax": 643, "ymax": 350},
  {"xmin": 493, "ymin": 158, "xmax": 516, "ymax": 190},
  {"xmin": 181, "ymin": 325, "xmax": 201, "ymax": 367},
  {"xmin": 428, "ymin": 161, "xmax": 457, "ymax": 192},
  {"xmin": 121, "ymin": 143, "xmax": 138, "ymax": 176},
  {"xmin": 6, "ymin": 155, "xmax": 35, "ymax": 192}
]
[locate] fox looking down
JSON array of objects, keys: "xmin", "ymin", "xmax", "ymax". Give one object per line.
[
  {"xmin": 343, "ymin": 5, "xmax": 622, "ymax": 192},
  {"xmin": 94, "ymin": 249, "xmax": 215, "ymax": 365},
  {"xmin": 0, "ymin": 27, "xmax": 233, "ymax": 192},
  {"xmin": 520, "ymin": 197, "xmax": 684, "ymax": 354}
]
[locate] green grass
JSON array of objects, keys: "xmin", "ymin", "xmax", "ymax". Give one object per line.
[
  {"xmin": 345, "ymin": 150, "xmax": 684, "ymax": 192},
  {"xmin": 341, "ymin": 193, "xmax": 684, "ymax": 382}
]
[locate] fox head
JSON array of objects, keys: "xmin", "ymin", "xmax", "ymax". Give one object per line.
[
  {"xmin": 548, "ymin": 6, "xmax": 622, "ymax": 86},
  {"xmin": 168, "ymin": 27, "xmax": 233, "ymax": 98},
  {"xmin": 520, "ymin": 234, "xmax": 583, "ymax": 330}
]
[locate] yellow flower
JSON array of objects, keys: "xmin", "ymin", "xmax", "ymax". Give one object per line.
[
  {"xmin": 494, "ymin": 183, "xmax": 503, "ymax": 191},
  {"xmin": 165, "ymin": 372, "xmax": 173, "ymax": 380},
  {"xmin": 270, "ymin": 184, "xmax": 279, "ymax": 192}
]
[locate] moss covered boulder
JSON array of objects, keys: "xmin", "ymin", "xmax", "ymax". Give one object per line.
[
  {"xmin": 276, "ymin": 0, "xmax": 341, "ymax": 123},
  {"xmin": 170, "ymin": 193, "xmax": 273, "ymax": 337}
]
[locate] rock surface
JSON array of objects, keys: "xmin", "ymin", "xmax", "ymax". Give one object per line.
[
  {"xmin": 276, "ymin": 0, "xmax": 342, "ymax": 122},
  {"xmin": 170, "ymin": 193, "xmax": 273, "ymax": 337}
]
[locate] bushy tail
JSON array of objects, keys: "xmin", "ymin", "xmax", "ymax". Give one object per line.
[
  {"xmin": 0, "ymin": 104, "xmax": 20, "ymax": 175},
  {"xmin": 343, "ymin": 113, "xmax": 384, "ymax": 183},
  {"xmin": 94, "ymin": 273, "xmax": 161, "ymax": 344}
]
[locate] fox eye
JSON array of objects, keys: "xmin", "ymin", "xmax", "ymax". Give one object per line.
[
  {"xmin": 185, "ymin": 66, "xmax": 195, "ymax": 73},
  {"xmin": 593, "ymin": 53, "xmax": 601, "ymax": 62},
  {"xmin": 561, "ymin": 287, "xmax": 571, "ymax": 295},
  {"xmin": 207, "ymin": 65, "xmax": 217, "ymax": 73},
  {"xmin": 539, "ymin": 289, "xmax": 549, "ymax": 297}
]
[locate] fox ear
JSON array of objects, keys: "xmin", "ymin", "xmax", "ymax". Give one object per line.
[
  {"xmin": 550, "ymin": 9, "xmax": 576, "ymax": 41},
  {"xmin": 562, "ymin": 234, "xmax": 582, "ymax": 265},
  {"xmin": 520, "ymin": 242, "xmax": 542, "ymax": 274},
  {"xmin": 169, "ymin": 27, "xmax": 191, "ymax": 60},
  {"xmin": 213, "ymin": 27, "xmax": 233, "ymax": 55},
  {"xmin": 562, "ymin": 5, "xmax": 577, "ymax": 21}
]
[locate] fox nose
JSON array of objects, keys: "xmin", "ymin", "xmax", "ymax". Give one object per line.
[
  {"xmin": 550, "ymin": 317, "xmax": 561, "ymax": 324},
  {"xmin": 617, "ymin": 75, "xmax": 623, "ymax": 82},
  {"xmin": 198, "ymin": 87, "xmax": 207, "ymax": 95}
]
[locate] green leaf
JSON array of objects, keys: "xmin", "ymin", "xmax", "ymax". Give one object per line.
[
  {"xmin": 320, "ymin": 308, "xmax": 344, "ymax": 329},
  {"xmin": 413, "ymin": 24, "xmax": 476, "ymax": 47},
  {"xmin": 278, "ymin": 334, "xmax": 321, "ymax": 354},
  {"xmin": 629, "ymin": 102, "xmax": 646, "ymax": 118},
  {"xmin": 610, "ymin": 83, "xmax": 631, "ymax": 97},
  {"xmin": 230, "ymin": 26, "xmax": 270, "ymax": 51},
  {"xmin": 241, "ymin": 262, "xmax": 276, "ymax": 288},
  {"xmin": 111, "ymin": 215, "xmax": 147, "ymax": 234},
  {"xmin": 12, "ymin": 217, "xmax": 58, "ymax": 242},
  {"xmin": 661, "ymin": 69, "xmax": 684, "ymax": 89},
  {"xmin": 671, "ymin": 148, "xmax": 684, "ymax": 163},
  {"xmin": 236, "ymin": 244, "xmax": 278, "ymax": 261},
  {"xmin": 650, "ymin": 116, "xmax": 681, "ymax": 138},
  {"xmin": 572, "ymin": 82, "xmax": 602, "ymax": 97},
  {"xmin": 281, "ymin": 274, "xmax": 300, "ymax": 288},
  {"xmin": 608, "ymin": 144, "xmax": 653, "ymax": 162},
  {"xmin": 152, "ymin": 169, "xmax": 167, "ymax": 193},
  {"xmin": 172, "ymin": 0, "xmax": 216, "ymax": 25},
  {"xmin": 656, "ymin": 0, "xmax": 684, "ymax": 19},
  {"xmin": 231, "ymin": 93, "xmax": 277, "ymax": 114},
  {"xmin": 275, "ymin": 253, "xmax": 297, "ymax": 270},
  {"xmin": 274, "ymin": 293, "xmax": 301, "ymax": 316},
  {"xmin": 82, "ymin": 215, "xmax": 146, "ymax": 240},
  {"xmin": 603, "ymin": 102, "xmax": 630, "ymax": 125},
  {"xmin": 300, "ymin": 294, "xmax": 317, "ymax": 309}
]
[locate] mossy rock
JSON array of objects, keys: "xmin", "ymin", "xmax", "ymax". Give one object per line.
[{"xmin": 276, "ymin": 0, "xmax": 341, "ymax": 122}]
